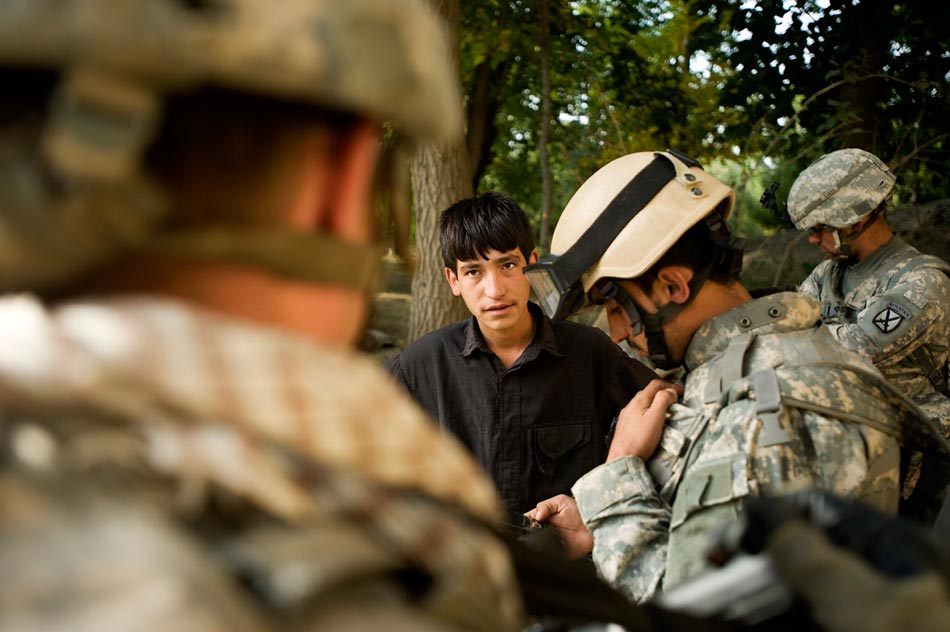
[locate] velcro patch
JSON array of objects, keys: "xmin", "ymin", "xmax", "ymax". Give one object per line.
[{"xmin": 872, "ymin": 302, "xmax": 912, "ymax": 334}]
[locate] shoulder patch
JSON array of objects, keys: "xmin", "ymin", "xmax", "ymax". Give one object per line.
[
  {"xmin": 860, "ymin": 293, "xmax": 923, "ymax": 348},
  {"xmin": 871, "ymin": 302, "xmax": 912, "ymax": 334}
]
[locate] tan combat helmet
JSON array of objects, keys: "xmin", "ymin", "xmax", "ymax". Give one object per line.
[
  {"xmin": 0, "ymin": 0, "xmax": 461, "ymax": 293},
  {"xmin": 525, "ymin": 150, "xmax": 739, "ymax": 369},
  {"xmin": 526, "ymin": 151, "xmax": 735, "ymax": 319},
  {"xmin": 787, "ymin": 148, "xmax": 896, "ymax": 231}
]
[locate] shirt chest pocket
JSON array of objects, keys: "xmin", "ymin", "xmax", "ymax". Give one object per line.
[{"xmin": 534, "ymin": 422, "xmax": 593, "ymax": 476}]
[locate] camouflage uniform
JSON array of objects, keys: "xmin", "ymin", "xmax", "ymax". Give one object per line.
[
  {"xmin": 0, "ymin": 1, "xmax": 523, "ymax": 630},
  {"xmin": 790, "ymin": 150, "xmax": 950, "ymax": 513},
  {"xmin": 799, "ymin": 239, "xmax": 950, "ymax": 442},
  {"xmin": 572, "ymin": 292, "xmax": 917, "ymax": 603},
  {"xmin": 0, "ymin": 294, "xmax": 521, "ymax": 631}
]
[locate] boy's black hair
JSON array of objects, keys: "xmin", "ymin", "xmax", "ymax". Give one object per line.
[{"xmin": 439, "ymin": 192, "xmax": 535, "ymax": 270}]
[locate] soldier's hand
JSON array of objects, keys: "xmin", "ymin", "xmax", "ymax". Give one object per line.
[
  {"xmin": 606, "ymin": 379, "xmax": 681, "ymax": 462},
  {"xmin": 767, "ymin": 520, "xmax": 950, "ymax": 632},
  {"xmin": 526, "ymin": 494, "xmax": 593, "ymax": 559}
]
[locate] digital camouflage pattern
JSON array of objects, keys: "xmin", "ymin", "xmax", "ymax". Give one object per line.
[
  {"xmin": 0, "ymin": 1, "xmax": 525, "ymax": 630},
  {"xmin": 0, "ymin": 295, "xmax": 522, "ymax": 631},
  {"xmin": 572, "ymin": 292, "xmax": 919, "ymax": 603},
  {"xmin": 0, "ymin": 0, "xmax": 460, "ymax": 294},
  {"xmin": 0, "ymin": 0, "xmax": 462, "ymax": 145},
  {"xmin": 787, "ymin": 149, "xmax": 896, "ymax": 230},
  {"xmin": 800, "ymin": 236, "xmax": 950, "ymax": 513},
  {"xmin": 800, "ymin": 237, "xmax": 950, "ymax": 436}
]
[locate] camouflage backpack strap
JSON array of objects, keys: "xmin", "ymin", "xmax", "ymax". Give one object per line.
[
  {"xmin": 881, "ymin": 251, "xmax": 950, "ymax": 291},
  {"xmin": 703, "ymin": 328, "xmax": 950, "ymax": 461},
  {"xmin": 820, "ymin": 260, "xmax": 851, "ymax": 322},
  {"xmin": 702, "ymin": 331, "xmax": 793, "ymax": 449},
  {"xmin": 771, "ymin": 330, "xmax": 950, "ymax": 461}
]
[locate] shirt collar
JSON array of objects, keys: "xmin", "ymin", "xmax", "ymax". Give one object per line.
[{"xmin": 461, "ymin": 301, "xmax": 563, "ymax": 360}]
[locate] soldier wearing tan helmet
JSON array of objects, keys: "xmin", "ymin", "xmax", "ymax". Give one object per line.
[
  {"xmin": 790, "ymin": 148, "xmax": 950, "ymax": 522},
  {"xmin": 522, "ymin": 150, "xmax": 948, "ymax": 602},
  {"xmin": 0, "ymin": 1, "xmax": 523, "ymax": 630}
]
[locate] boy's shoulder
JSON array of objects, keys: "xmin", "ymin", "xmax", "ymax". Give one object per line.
[{"xmin": 391, "ymin": 318, "xmax": 472, "ymax": 362}]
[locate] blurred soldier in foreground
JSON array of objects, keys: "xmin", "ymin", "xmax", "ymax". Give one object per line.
[
  {"xmin": 0, "ymin": 1, "xmax": 522, "ymax": 630},
  {"xmin": 522, "ymin": 151, "xmax": 948, "ymax": 603},
  {"xmin": 788, "ymin": 148, "xmax": 950, "ymax": 522}
]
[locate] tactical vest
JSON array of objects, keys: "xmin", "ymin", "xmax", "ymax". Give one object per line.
[{"xmin": 650, "ymin": 327, "xmax": 950, "ymax": 541}]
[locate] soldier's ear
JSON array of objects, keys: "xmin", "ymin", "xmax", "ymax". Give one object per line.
[
  {"xmin": 318, "ymin": 119, "xmax": 381, "ymax": 240},
  {"xmin": 655, "ymin": 266, "xmax": 692, "ymax": 305}
]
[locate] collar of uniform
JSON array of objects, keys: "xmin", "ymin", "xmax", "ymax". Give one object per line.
[
  {"xmin": 460, "ymin": 301, "xmax": 562, "ymax": 360},
  {"xmin": 684, "ymin": 292, "xmax": 822, "ymax": 370}
]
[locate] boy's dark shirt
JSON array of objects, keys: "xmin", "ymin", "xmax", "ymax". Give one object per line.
[{"xmin": 386, "ymin": 302, "xmax": 657, "ymax": 512}]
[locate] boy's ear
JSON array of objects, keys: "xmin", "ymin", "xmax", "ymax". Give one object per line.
[
  {"xmin": 527, "ymin": 249, "xmax": 539, "ymax": 265},
  {"xmin": 655, "ymin": 265, "xmax": 692, "ymax": 305},
  {"xmin": 444, "ymin": 266, "xmax": 462, "ymax": 296}
]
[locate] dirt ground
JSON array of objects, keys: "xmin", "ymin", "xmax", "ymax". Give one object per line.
[{"xmin": 365, "ymin": 200, "xmax": 950, "ymax": 360}]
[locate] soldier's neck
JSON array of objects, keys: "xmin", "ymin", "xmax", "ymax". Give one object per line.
[
  {"xmin": 848, "ymin": 218, "xmax": 894, "ymax": 262},
  {"xmin": 70, "ymin": 256, "xmax": 368, "ymax": 348}
]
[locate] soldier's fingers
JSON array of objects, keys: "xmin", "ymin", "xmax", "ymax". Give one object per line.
[
  {"xmin": 528, "ymin": 495, "xmax": 569, "ymax": 521},
  {"xmin": 648, "ymin": 387, "xmax": 679, "ymax": 415},
  {"xmin": 630, "ymin": 379, "xmax": 681, "ymax": 408}
]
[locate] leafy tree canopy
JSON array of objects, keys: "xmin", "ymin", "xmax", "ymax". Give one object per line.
[{"xmin": 457, "ymin": 0, "xmax": 949, "ymax": 245}]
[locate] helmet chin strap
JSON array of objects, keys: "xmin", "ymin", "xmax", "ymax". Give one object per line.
[
  {"xmin": 599, "ymin": 259, "xmax": 714, "ymax": 371},
  {"xmin": 830, "ymin": 206, "xmax": 884, "ymax": 262}
]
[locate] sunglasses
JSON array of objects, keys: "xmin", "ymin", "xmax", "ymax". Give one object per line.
[{"xmin": 808, "ymin": 224, "xmax": 835, "ymax": 237}]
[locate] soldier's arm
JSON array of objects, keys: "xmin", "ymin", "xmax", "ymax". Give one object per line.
[
  {"xmin": 570, "ymin": 381, "xmax": 679, "ymax": 603},
  {"xmin": 798, "ymin": 260, "xmax": 829, "ymax": 299},
  {"xmin": 572, "ymin": 456, "xmax": 671, "ymax": 603},
  {"xmin": 826, "ymin": 268, "xmax": 950, "ymax": 370}
]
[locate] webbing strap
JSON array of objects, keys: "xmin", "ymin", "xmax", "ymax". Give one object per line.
[
  {"xmin": 705, "ymin": 333, "xmax": 753, "ymax": 403},
  {"xmin": 146, "ymin": 226, "xmax": 384, "ymax": 293},
  {"xmin": 752, "ymin": 369, "xmax": 791, "ymax": 447},
  {"xmin": 549, "ymin": 156, "xmax": 674, "ymax": 286}
]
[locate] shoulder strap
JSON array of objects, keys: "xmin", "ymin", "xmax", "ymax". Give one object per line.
[
  {"xmin": 705, "ymin": 330, "xmax": 950, "ymax": 462},
  {"xmin": 882, "ymin": 252, "xmax": 950, "ymax": 292}
]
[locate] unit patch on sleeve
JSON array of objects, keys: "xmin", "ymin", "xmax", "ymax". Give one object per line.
[{"xmin": 872, "ymin": 302, "xmax": 912, "ymax": 334}]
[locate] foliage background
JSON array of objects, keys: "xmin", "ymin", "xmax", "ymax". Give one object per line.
[{"xmin": 456, "ymin": 0, "xmax": 949, "ymax": 248}]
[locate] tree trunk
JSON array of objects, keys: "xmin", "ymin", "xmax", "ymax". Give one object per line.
[
  {"xmin": 537, "ymin": 0, "xmax": 554, "ymax": 252},
  {"xmin": 467, "ymin": 58, "xmax": 509, "ymax": 192},
  {"xmin": 838, "ymin": 2, "xmax": 888, "ymax": 153},
  {"xmin": 408, "ymin": 0, "xmax": 472, "ymax": 342}
]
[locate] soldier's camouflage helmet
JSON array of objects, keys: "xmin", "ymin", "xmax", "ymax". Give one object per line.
[
  {"xmin": 787, "ymin": 148, "xmax": 896, "ymax": 230},
  {"xmin": 0, "ymin": 0, "xmax": 461, "ymax": 292},
  {"xmin": 551, "ymin": 151, "xmax": 735, "ymax": 293}
]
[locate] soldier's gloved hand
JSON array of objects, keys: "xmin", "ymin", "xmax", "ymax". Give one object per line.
[
  {"xmin": 738, "ymin": 491, "xmax": 949, "ymax": 580},
  {"xmin": 766, "ymin": 519, "xmax": 950, "ymax": 632}
]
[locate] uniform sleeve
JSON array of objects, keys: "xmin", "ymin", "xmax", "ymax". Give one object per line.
[
  {"xmin": 825, "ymin": 267, "xmax": 950, "ymax": 369},
  {"xmin": 798, "ymin": 260, "xmax": 829, "ymax": 299},
  {"xmin": 572, "ymin": 457, "xmax": 670, "ymax": 603}
]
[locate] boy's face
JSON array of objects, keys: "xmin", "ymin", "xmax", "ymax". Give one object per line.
[{"xmin": 445, "ymin": 248, "xmax": 538, "ymax": 335}]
